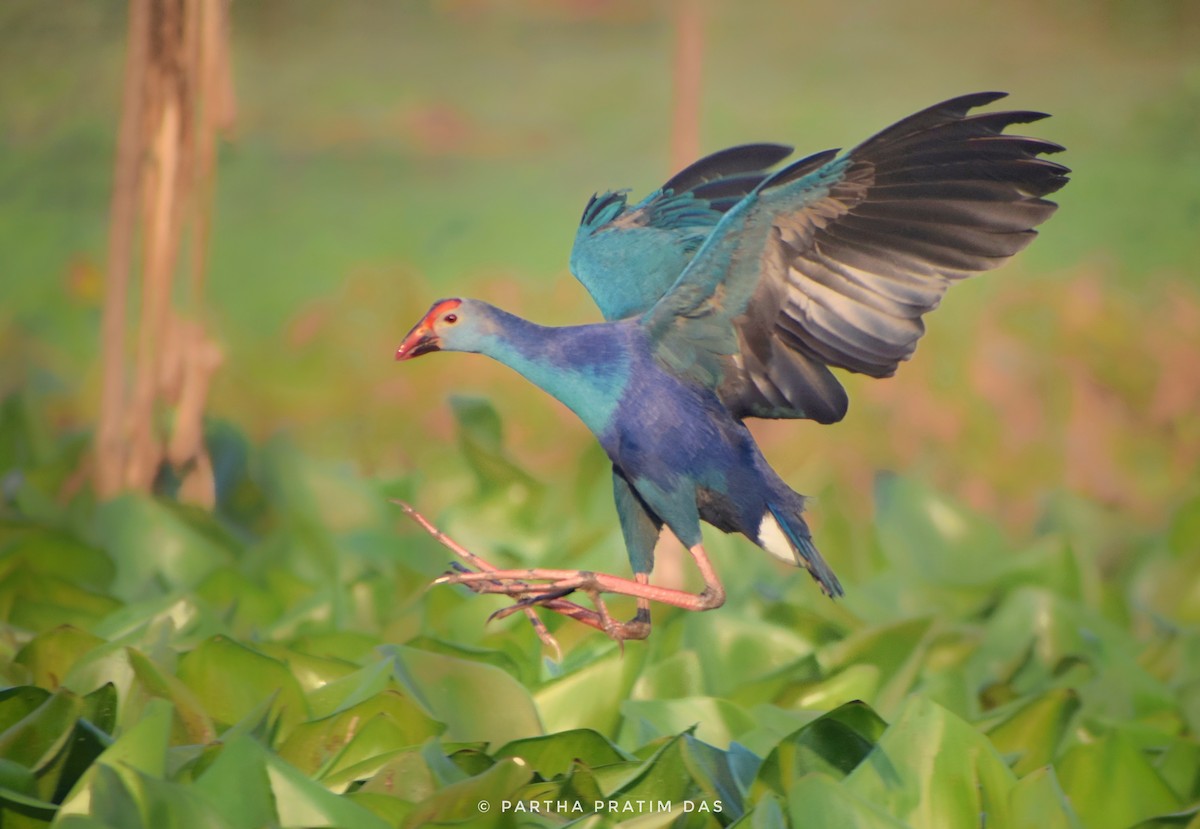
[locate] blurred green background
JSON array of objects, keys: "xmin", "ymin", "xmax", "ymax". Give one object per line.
[
  {"xmin": 3, "ymin": 2, "xmax": 1200, "ymax": 827},
  {"xmin": 4, "ymin": 0, "xmax": 1199, "ymax": 513}
]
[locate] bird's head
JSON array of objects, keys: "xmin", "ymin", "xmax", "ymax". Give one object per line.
[{"xmin": 395, "ymin": 298, "xmax": 492, "ymax": 360}]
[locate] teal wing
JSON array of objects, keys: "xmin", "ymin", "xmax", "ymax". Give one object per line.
[
  {"xmin": 569, "ymin": 144, "xmax": 794, "ymax": 322},
  {"xmin": 643, "ymin": 91, "xmax": 1069, "ymax": 421}
]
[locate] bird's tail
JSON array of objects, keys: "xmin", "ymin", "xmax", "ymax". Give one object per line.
[{"xmin": 761, "ymin": 501, "xmax": 844, "ymax": 598}]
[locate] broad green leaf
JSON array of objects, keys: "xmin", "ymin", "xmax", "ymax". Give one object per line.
[
  {"xmin": 386, "ymin": 645, "xmax": 541, "ymax": 748},
  {"xmin": 194, "ymin": 734, "xmax": 278, "ymax": 829},
  {"xmin": 57, "ymin": 698, "xmax": 174, "ymax": 819},
  {"xmin": 620, "ymin": 697, "xmax": 757, "ymax": 750},
  {"xmin": 402, "ymin": 757, "xmax": 533, "ymax": 828},
  {"xmin": 0, "ymin": 527, "xmax": 114, "ymax": 590},
  {"xmin": 277, "ymin": 691, "xmax": 442, "ymax": 777},
  {"xmin": 13, "ymin": 626, "xmax": 105, "ymax": 690},
  {"xmin": 177, "ymin": 636, "xmax": 310, "ymax": 734},
  {"xmin": 127, "ymin": 648, "xmax": 216, "ymax": 745},
  {"xmin": 305, "ymin": 657, "xmax": 396, "ymax": 719},
  {"xmin": 0, "ymin": 570, "xmax": 121, "ymax": 633},
  {"xmin": 844, "ymin": 695, "xmax": 1017, "ymax": 828},
  {"xmin": 0, "ymin": 687, "xmax": 81, "ymax": 772},
  {"xmin": 260, "ymin": 743, "xmax": 393, "ymax": 829},
  {"xmin": 1057, "ymin": 729, "xmax": 1182, "ymax": 829},
  {"xmin": 194, "ymin": 568, "xmax": 283, "ymax": 634},
  {"xmin": 255, "ymin": 642, "xmax": 359, "ymax": 694},
  {"xmin": 494, "ymin": 729, "xmax": 632, "ymax": 779},
  {"xmin": 984, "ymin": 688, "xmax": 1080, "ymax": 775},
  {"xmin": 100, "ymin": 763, "xmax": 234, "ymax": 829},
  {"xmin": 93, "ymin": 495, "xmax": 233, "ymax": 600},
  {"xmin": 786, "ymin": 773, "xmax": 910, "ymax": 829},
  {"xmin": 775, "ymin": 664, "xmax": 881, "ymax": 713},
  {"xmin": 1008, "ymin": 766, "xmax": 1084, "ymax": 829},
  {"xmin": 756, "ymin": 701, "xmax": 887, "ymax": 796},
  {"xmin": 0, "ymin": 686, "xmax": 51, "ymax": 732},
  {"xmin": 535, "ymin": 650, "xmax": 644, "ymax": 736},
  {"xmin": 355, "ymin": 748, "xmax": 437, "ymax": 801}
]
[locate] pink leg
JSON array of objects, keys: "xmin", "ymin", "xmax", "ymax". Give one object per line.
[
  {"xmin": 396, "ymin": 500, "xmax": 622, "ymax": 653},
  {"xmin": 395, "ymin": 500, "xmax": 725, "ymax": 645}
]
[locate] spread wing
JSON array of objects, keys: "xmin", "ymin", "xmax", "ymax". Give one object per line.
[
  {"xmin": 569, "ymin": 143, "xmax": 794, "ymax": 321},
  {"xmin": 643, "ymin": 91, "xmax": 1069, "ymax": 421}
]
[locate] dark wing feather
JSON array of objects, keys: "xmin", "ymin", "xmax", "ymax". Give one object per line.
[{"xmin": 643, "ymin": 92, "xmax": 1069, "ymax": 417}]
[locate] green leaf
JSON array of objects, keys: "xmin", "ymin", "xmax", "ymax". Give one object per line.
[
  {"xmin": 1056, "ymin": 729, "xmax": 1182, "ymax": 829},
  {"xmin": 984, "ymin": 688, "xmax": 1080, "ymax": 775},
  {"xmin": 494, "ymin": 729, "xmax": 632, "ymax": 779},
  {"xmin": 193, "ymin": 735, "xmax": 278, "ymax": 829},
  {"xmin": 786, "ymin": 773, "xmax": 911, "ymax": 829},
  {"xmin": 844, "ymin": 695, "xmax": 1018, "ymax": 828},
  {"xmin": 93, "ymin": 495, "xmax": 234, "ymax": 600},
  {"xmin": 176, "ymin": 636, "xmax": 310, "ymax": 734},
  {"xmin": 13, "ymin": 626, "xmax": 106, "ymax": 691},
  {"xmin": 127, "ymin": 648, "xmax": 216, "ymax": 745},
  {"xmin": 385, "ymin": 645, "xmax": 541, "ymax": 748},
  {"xmin": 277, "ymin": 690, "xmax": 443, "ymax": 777},
  {"xmin": 620, "ymin": 697, "xmax": 757, "ymax": 750},
  {"xmin": 0, "ymin": 687, "xmax": 81, "ymax": 772},
  {"xmin": 756, "ymin": 701, "xmax": 888, "ymax": 796},
  {"xmin": 1008, "ymin": 766, "xmax": 1084, "ymax": 829},
  {"xmin": 402, "ymin": 757, "xmax": 532, "ymax": 828}
]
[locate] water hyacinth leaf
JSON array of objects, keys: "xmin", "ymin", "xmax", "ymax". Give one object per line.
[
  {"xmin": 680, "ymin": 733, "xmax": 746, "ymax": 819},
  {"xmin": 304, "ymin": 657, "xmax": 396, "ymax": 719},
  {"xmin": 278, "ymin": 692, "xmax": 442, "ymax": 778},
  {"xmin": 630, "ymin": 649, "xmax": 705, "ymax": 700},
  {"xmin": 495, "ymin": 729, "xmax": 632, "ymax": 779},
  {"xmin": 254, "ymin": 642, "xmax": 359, "ymax": 694},
  {"xmin": 620, "ymin": 697, "xmax": 757, "ymax": 750},
  {"xmin": 535, "ymin": 650, "xmax": 644, "ymax": 736},
  {"xmin": 402, "ymin": 757, "xmax": 533, "ymax": 828},
  {"xmin": 984, "ymin": 688, "xmax": 1080, "ymax": 776},
  {"xmin": 1008, "ymin": 766, "xmax": 1084, "ymax": 829},
  {"xmin": 355, "ymin": 748, "xmax": 437, "ymax": 801},
  {"xmin": 0, "ymin": 687, "xmax": 81, "ymax": 772},
  {"xmin": 259, "ymin": 743, "xmax": 393, "ymax": 829},
  {"xmin": 105, "ymin": 764, "xmax": 234, "ymax": 829},
  {"xmin": 0, "ymin": 528, "xmax": 114, "ymax": 590},
  {"xmin": 755, "ymin": 701, "xmax": 887, "ymax": 796},
  {"xmin": 775, "ymin": 663, "xmax": 881, "ymax": 713},
  {"xmin": 177, "ymin": 636, "xmax": 310, "ymax": 733},
  {"xmin": 386, "ymin": 645, "xmax": 541, "ymax": 748},
  {"xmin": 0, "ymin": 686, "xmax": 52, "ymax": 732},
  {"xmin": 93, "ymin": 495, "xmax": 234, "ymax": 599},
  {"xmin": 873, "ymin": 473, "xmax": 1007, "ymax": 586},
  {"xmin": 127, "ymin": 648, "xmax": 215, "ymax": 745},
  {"xmin": 194, "ymin": 735, "xmax": 282, "ymax": 829},
  {"xmin": 606, "ymin": 735, "xmax": 695, "ymax": 808},
  {"xmin": 1056, "ymin": 730, "xmax": 1182, "ymax": 829},
  {"xmin": 844, "ymin": 695, "xmax": 1017, "ymax": 828},
  {"xmin": 786, "ymin": 773, "xmax": 910, "ymax": 829},
  {"xmin": 56, "ymin": 698, "xmax": 173, "ymax": 820},
  {"xmin": 2, "ymin": 572, "xmax": 122, "ymax": 633},
  {"xmin": 13, "ymin": 626, "xmax": 106, "ymax": 691}
]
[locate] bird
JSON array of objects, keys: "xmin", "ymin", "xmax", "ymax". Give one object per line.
[{"xmin": 395, "ymin": 92, "xmax": 1069, "ymax": 643}]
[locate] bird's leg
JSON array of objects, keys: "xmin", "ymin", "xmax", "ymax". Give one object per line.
[
  {"xmin": 394, "ymin": 500, "xmax": 608, "ymax": 654},
  {"xmin": 436, "ymin": 542, "xmax": 726, "ymax": 618}
]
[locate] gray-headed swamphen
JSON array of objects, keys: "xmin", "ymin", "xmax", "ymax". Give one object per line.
[{"xmin": 395, "ymin": 92, "xmax": 1069, "ymax": 644}]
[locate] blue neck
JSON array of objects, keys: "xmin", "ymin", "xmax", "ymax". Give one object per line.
[{"xmin": 473, "ymin": 308, "xmax": 631, "ymax": 437}]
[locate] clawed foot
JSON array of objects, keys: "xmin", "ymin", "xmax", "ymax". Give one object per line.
[{"xmin": 394, "ymin": 500, "xmax": 652, "ymax": 653}]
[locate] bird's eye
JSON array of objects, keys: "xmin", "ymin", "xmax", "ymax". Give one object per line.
[{"xmin": 444, "ymin": 313, "xmax": 458, "ymax": 324}]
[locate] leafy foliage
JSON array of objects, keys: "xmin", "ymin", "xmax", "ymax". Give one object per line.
[{"xmin": 1, "ymin": 395, "xmax": 1198, "ymax": 828}]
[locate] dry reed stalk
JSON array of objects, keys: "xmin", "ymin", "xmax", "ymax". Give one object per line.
[
  {"xmin": 669, "ymin": 0, "xmax": 703, "ymax": 172},
  {"xmin": 94, "ymin": 0, "xmax": 234, "ymax": 506}
]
